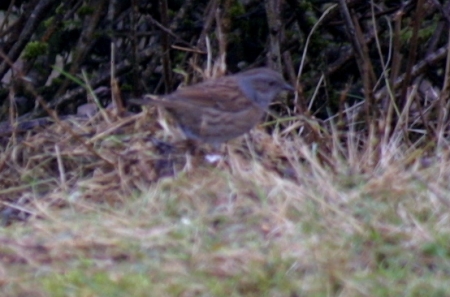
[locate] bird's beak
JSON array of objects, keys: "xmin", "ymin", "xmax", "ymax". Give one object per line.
[{"xmin": 284, "ymin": 82, "xmax": 295, "ymax": 92}]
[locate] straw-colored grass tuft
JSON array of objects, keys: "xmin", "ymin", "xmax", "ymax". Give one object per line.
[{"xmin": 1, "ymin": 98, "xmax": 450, "ymax": 296}]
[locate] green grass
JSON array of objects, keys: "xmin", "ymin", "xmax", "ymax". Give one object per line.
[{"xmin": 1, "ymin": 118, "xmax": 450, "ymax": 296}]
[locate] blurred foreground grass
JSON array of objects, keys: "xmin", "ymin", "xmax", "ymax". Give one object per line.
[{"xmin": 1, "ymin": 125, "xmax": 450, "ymax": 297}]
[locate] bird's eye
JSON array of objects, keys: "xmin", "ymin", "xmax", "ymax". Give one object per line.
[{"xmin": 268, "ymin": 81, "xmax": 276, "ymax": 86}]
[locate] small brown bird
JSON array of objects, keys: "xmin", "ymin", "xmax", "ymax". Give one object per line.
[{"xmin": 131, "ymin": 67, "xmax": 294, "ymax": 145}]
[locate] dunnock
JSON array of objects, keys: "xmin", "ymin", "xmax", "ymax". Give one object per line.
[{"xmin": 131, "ymin": 67, "xmax": 294, "ymax": 144}]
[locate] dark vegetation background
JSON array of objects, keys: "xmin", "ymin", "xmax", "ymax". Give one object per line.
[{"xmin": 0, "ymin": 0, "xmax": 449, "ymax": 149}]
